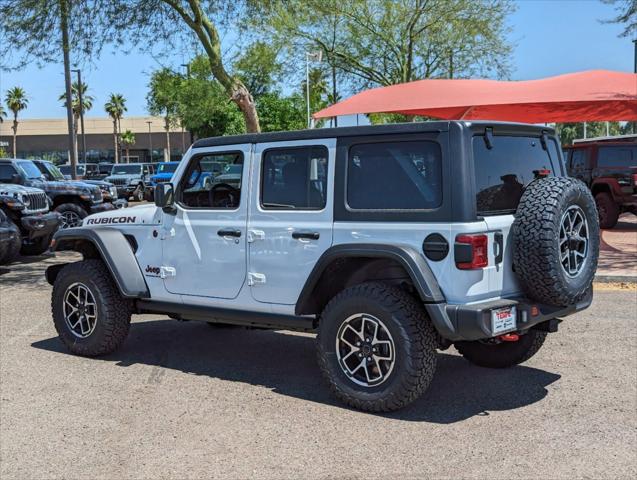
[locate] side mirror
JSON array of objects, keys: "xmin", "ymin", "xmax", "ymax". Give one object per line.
[{"xmin": 154, "ymin": 182, "xmax": 175, "ymax": 213}]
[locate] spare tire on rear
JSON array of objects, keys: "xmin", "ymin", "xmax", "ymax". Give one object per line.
[{"xmin": 512, "ymin": 177, "xmax": 599, "ymax": 306}]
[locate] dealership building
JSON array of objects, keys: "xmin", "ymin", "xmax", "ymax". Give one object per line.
[{"xmin": 0, "ymin": 116, "xmax": 189, "ymax": 164}]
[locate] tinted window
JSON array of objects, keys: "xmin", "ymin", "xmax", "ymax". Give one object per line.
[
  {"xmin": 346, "ymin": 141, "xmax": 442, "ymax": 210},
  {"xmin": 598, "ymin": 146, "xmax": 637, "ymax": 168},
  {"xmin": 0, "ymin": 164, "xmax": 18, "ymax": 182},
  {"xmin": 261, "ymin": 146, "xmax": 328, "ymax": 210},
  {"xmin": 181, "ymin": 152, "xmax": 243, "ymax": 209},
  {"xmin": 111, "ymin": 164, "xmax": 142, "ymax": 175},
  {"xmin": 570, "ymin": 149, "xmax": 588, "ymax": 170},
  {"xmin": 473, "ymin": 136, "xmax": 555, "ymax": 214},
  {"xmin": 17, "ymin": 160, "xmax": 43, "ymax": 179}
]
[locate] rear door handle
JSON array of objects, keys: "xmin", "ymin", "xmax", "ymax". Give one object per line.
[
  {"xmin": 292, "ymin": 231, "xmax": 320, "ymax": 240},
  {"xmin": 217, "ymin": 228, "xmax": 242, "ymax": 238},
  {"xmin": 494, "ymin": 232, "xmax": 504, "ymax": 264}
]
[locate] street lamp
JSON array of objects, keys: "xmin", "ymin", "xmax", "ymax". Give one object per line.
[
  {"xmin": 306, "ymin": 50, "xmax": 322, "ymax": 129},
  {"xmin": 146, "ymin": 121, "xmax": 153, "ymax": 162},
  {"xmin": 71, "ymin": 68, "xmax": 87, "ymax": 163}
]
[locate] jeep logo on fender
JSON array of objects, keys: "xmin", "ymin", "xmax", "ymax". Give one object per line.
[
  {"xmin": 85, "ymin": 216, "xmax": 136, "ymax": 225},
  {"xmin": 145, "ymin": 265, "xmax": 160, "ymax": 277}
]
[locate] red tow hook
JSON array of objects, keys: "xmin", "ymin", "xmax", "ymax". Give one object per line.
[{"xmin": 498, "ymin": 333, "xmax": 520, "ymax": 342}]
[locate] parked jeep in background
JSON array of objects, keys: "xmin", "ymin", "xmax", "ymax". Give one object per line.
[
  {"xmin": 145, "ymin": 161, "xmax": 180, "ymax": 201},
  {"xmin": 0, "ymin": 209, "xmax": 21, "ymax": 265},
  {"xmin": 104, "ymin": 163, "xmax": 154, "ymax": 202},
  {"xmin": 47, "ymin": 122, "xmax": 599, "ymax": 412},
  {"xmin": 0, "ymin": 158, "xmax": 111, "ymax": 229},
  {"xmin": 59, "ymin": 162, "xmax": 114, "ymax": 181},
  {"xmin": 0, "ymin": 183, "xmax": 61, "ymax": 257},
  {"xmin": 564, "ymin": 135, "xmax": 637, "ymax": 229},
  {"xmin": 32, "ymin": 160, "xmax": 126, "ymax": 210}
]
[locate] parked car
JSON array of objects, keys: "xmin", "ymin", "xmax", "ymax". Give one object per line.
[
  {"xmin": 0, "ymin": 209, "xmax": 21, "ymax": 265},
  {"xmin": 564, "ymin": 136, "xmax": 637, "ymax": 228},
  {"xmin": 104, "ymin": 163, "xmax": 155, "ymax": 201},
  {"xmin": 0, "ymin": 183, "xmax": 61, "ymax": 257},
  {"xmin": 145, "ymin": 161, "xmax": 180, "ymax": 201},
  {"xmin": 46, "ymin": 121, "xmax": 599, "ymax": 412},
  {"xmin": 0, "ymin": 158, "xmax": 112, "ymax": 228},
  {"xmin": 32, "ymin": 160, "xmax": 127, "ymax": 210},
  {"xmin": 59, "ymin": 162, "xmax": 113, "ymax": 181}
]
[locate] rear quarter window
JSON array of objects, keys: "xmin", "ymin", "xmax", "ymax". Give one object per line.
[
  {"xmin": 597, "ymin": 146, "xmax": 637, "ymax": 168},
  {"xmin": 473, "ymin": 135, "xmax": 556, "ymax": 215}
]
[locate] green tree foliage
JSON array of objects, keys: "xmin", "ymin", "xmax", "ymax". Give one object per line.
[
  {"xmin": 4, "ymin": 87, "xmax": 28, "ymax": 158},
  {"xmin": 257, "ymin": 93, "xmax": 306, "ymax": 132},
  {"xmin": 556, "ymin": 122, "xmax": 627, "ymax": 146},
  {"xmin": 120, "ymin": 129, "xmax": 136, "ymax": 162},
  {"xmin": 262, "ymin": 0, "xmax": 514, "ymax": 92},
  {"xmin": 233, "ymin": 41, "xmax": 283, "ymax": 98},
  {"xmin": 0, "ymin": 104, "xmax": 6, "ymax": 123},
  {"xmin": 602, "ymin": 0, "xmax": 637, "ymax": 37},
  {"xmin": 104, "ymin": 93, "xmax": 127, "ymax": 163}
]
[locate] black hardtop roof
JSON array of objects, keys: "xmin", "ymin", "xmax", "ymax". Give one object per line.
[{"xmin": 192, "ymin": 121, "xmax": 554, "ymax": 149}]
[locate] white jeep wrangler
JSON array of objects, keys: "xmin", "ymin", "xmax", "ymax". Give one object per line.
[{"xmin": 46, "ymin": 122, "xmax": 599, "ymax": 412}]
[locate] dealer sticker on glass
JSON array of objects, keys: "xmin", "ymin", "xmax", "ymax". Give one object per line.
[{"xmin": 491, "ymin": 306, "xmax": 516, "ymax": 335}]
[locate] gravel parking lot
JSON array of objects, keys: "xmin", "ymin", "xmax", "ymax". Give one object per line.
[{"xmin": 1, "ymin": 254, "xmax": 636, "ymax": 479}]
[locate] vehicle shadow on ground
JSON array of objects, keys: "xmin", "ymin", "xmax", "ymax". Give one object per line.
[{"xmin": 32, "ymin": 319, "xmax": 561, "ymax": 424}]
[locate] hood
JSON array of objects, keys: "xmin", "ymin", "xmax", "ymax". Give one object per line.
[
  {"xmin": 82, "ymin": 202, "xmax": 162, "ymax": 227},
  {"xmin": 0, "ymin": 183, "xmax": 47, "ymax": 196},
  {"xmin": 81, "ymin": 179, "xmax": 113, "ymax": 187},
  {"xmin": 26, "ymin": 178, "xmax": 100, "ymax": 194}
]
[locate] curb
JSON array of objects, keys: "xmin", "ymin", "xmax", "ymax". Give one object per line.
[{"xmin": 594, "ymin": 274, "xmax": 637, "ymax": 284}]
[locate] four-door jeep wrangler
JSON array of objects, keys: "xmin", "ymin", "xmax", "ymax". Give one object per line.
[{"xmin": 46, "ymin": 122, "xmax": 599, "ymax": 412}]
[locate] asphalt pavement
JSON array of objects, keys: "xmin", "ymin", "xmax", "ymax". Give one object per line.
[{"xmin": 0, "ymin": 253, "xmax": 636, "ymax": 479}]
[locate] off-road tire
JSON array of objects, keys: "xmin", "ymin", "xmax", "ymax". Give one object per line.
[
  {"xmin": 595, "ymin": 192, "xmax": 619, "ymax": 229},
  {"xmin": 55, "ymin": 202, "xmax": 88, "ymax": 229},
  {"xmin": 317, "ymin": 282, "xmax": 438, "ymax": 412},
  {"xmin": 455, "ymin": 330, "xmax": 548, "ymax": 369},
  {"xmin": 52, "ymin": 259, "xmax": 131, "ymax": 356},
  {"xmin": 20, "ymin": 234, "xmax": 51, "ymax": 256},
  {"xmin": 133, "ymin": 184, "xmax": 144, "ymax": 202},
  {"xmin": 512, "ymin": 177, "xmax": 599, "ymax": 306},
  {"xmin": 0, "ymin": 219, "xmax": 22, "ymax": 264}
]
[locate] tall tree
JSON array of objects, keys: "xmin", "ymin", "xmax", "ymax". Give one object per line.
[
  {"xmin": 4, "ymin": 87, "xmax": 28, "ymax": 158},
  {"xmin": 233, "ymin": 41, "xmax": 283, "ymax": 98},
  {"xmin": 104, "ymin": 94, "xmax": 127, "ymax": 164},
  {"xmin": 120, "ymin": 130, "xmax": 136, "ymax": 162},
  {"xmin": 0, "ymin": 104, "xmax": 6, "ymax": 123},
  {"xmin": 59, "ymin": 81, "xmax": 94, "ymax": 161},
  {"xmin": 263, "ymin": 0, "xmax": 514, "ymax": 91},
  {"xmin": 147, "ymin": 68, "xmax": 181, "ymax": 161}
]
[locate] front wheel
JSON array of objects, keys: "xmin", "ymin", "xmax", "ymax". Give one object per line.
[
  {"xmin": 595, "ymin": 192, "xmax": 619, "ymax": 229},
  {"xmin": 55, "ymin": 203, "xmax": 88, "ymax": 229},
  {"xmin": 455, "ymin": 330, "xmax": 548, "ymax": 369},
  {"xmin": 52, "ymin": 259, "xmax": 131, "ymax": 356},
  {"xmin": 133, "ymin": 185, "xmax": 144, "ymax": 202},
  {"xmin": 317, "ymin": 282, "xmax": 438, "ymax": 412}
]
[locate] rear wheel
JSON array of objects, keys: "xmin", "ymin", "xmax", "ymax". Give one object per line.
[
  {"xmin": 52, "ymin": 259, "xmax": 131, "ymax": 356},
  {"xmin": 317, "ymin": 282, "xmax": 438, "ymax": 412},
  {"xmin": 455, "ymin": 330, "xmax": 548, "ymax": 369},
  {"xmin": 595, "ymin": 192, "xmax": 619, "ymax": 229},
  {"xmin": 55, "ymin": 203, "xmax": 88, "ymax": 229},
  {"xmin": 133, "ymin": 185, "xmax": 144, "ymax": 202}
]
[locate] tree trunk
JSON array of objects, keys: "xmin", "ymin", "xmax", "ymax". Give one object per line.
[
  {"xmin": 60, "ymin": 0, "xmax": 77, "ymax": 179},
  {"xmin": 229, "ymin": 82, "xmax": 260, "ymax": 133},
  {"xmin": 11, "ymin": 117, "xmax": 17, "ymax": 158},
  {"xmin": 73, "ymin": 113, "xmax": 79, "ymax": 164},
  {"xmin": 113, "ymin": 120, "xmax": 119, "ymax": 164},
  {"xmin": 126, "ymin": 147, "xmax": 130, "ymax": 162},
  {"xmin": 165, "ymin": 115, "xmax": 171, "ymax": 162}
]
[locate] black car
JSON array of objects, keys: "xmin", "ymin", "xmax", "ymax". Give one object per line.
[
  {"xmin": 0, "ymin": 158, "xmax": 114, "ymax": 228},
  {"xmin": 564, "ymin": 136, "xmax": 637, "ymax": 228},
  {"xmin": 0, "ymin": 209, "xmax": 21, "ymax": 265}
]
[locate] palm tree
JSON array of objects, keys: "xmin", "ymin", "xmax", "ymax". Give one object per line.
[
  {"xmin": 0, "ymin": 104, "xmax": 6, "ymax": 123},
  {"xmin": 104, "ymin": 94, "xmax": 127, "ymax": 164},
  {"xmin": 120, "ymin": 129, "xmax": 136, "ymax": 163},
  {"xmin": 59, "ymin": 82, "xmax": 94, "ymax": 160},
  {"xmin": 4, "ymin": 87, "xmax": 29, "ymax": 158}
]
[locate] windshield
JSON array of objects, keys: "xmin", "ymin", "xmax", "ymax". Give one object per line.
[
  {"xmin": 111, "ymin": 164, "xmax": 141, "ymax": 175},
  {"xmin": 17, "ymin": 160, "xmax": 44, "ymax": 179},
  {"xmin": 158, "ymin": 163, "xmax": 178, "ymax": 174},
  {"xmin": 44, "ymin": 162, "xmax": 65, "ymax": 180}
]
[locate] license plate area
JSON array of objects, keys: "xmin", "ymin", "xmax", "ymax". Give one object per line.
[{"xmin": 491, "ymin": 306, "xmax": 516, "ymax": 335}]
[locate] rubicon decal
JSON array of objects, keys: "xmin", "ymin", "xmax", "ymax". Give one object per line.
[{"xmin": 85, "ymin": 216, "xmax": 136, "ymax": 225}]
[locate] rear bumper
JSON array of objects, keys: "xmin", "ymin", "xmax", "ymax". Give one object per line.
[
  {"xmin": 430, "ymin": 289, "xmax": 593, "ymax": 342},
  {"xmin": 20, "ymin": 212, "xmax": 61, "ymax": 239}
]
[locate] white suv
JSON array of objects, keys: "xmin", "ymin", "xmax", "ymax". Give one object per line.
[{"xmin": 46, "ymin": 122, "xmax": 599, "ymax": 412}]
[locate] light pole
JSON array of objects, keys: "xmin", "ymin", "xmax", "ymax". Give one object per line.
[
  {"xmin": 305, "ymin": 51, "xmax": 322, "ymax": 129},
  {"xmin": 146, "ymin": 121, "xmax": 153, "ymax": 162},
  {"xmin": 71, "ymin": 69, "xmax": 87, "ymax": 163}
]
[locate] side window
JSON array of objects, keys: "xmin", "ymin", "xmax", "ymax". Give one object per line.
[
  {"xmin": 571, "ymin": 150, "xmax": 587, "ymax": 170},
  {"xmin": 346, "ymin": 141, "xmax": 442, "ymax": 210},
  {"xmin": 598, "ymin": 146, "xmax": 636, "ymax": 168},
  {"xmin": 0, "ymin": 164, "xmax": 18, "ymax": 182},
  {"xmin": 261, "ymin": 146, "xmax": 328, "ymax": 210},
  {"xmin": 180, "ymin": 152, "xmax": 243, "ymax": 209}
]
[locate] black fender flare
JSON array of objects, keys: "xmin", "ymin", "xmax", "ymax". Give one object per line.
[
  {"xmin": 296, "ymin": 243, "xmax": 445, "ymax": 309},
  {"xmin": 46, "ymin": 227, "xmax": 150, "ymax": 298}
]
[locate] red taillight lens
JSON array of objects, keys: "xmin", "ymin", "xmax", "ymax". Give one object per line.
[
  {"xmin": 632, "ymin": 173, "xmax": 637, "ymax": 187},
  {"xmin": 456, "ymin": 234, "xmax": 489, "ymax": 270}
]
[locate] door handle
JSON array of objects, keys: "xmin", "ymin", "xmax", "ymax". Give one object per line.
[
  {"xmin": 292, "ymin": 231, "xmax": 320, "ymax": 240},
  {"xmin": 217, "ymin": 228, "xmax": 242, "ymax": 238},
  {"xmin": 494, "ymin": 232, "xmax": 504, "ymax": 264}
]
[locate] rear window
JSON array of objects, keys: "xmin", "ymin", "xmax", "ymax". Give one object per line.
[
  {"xmin": 346, "ymin": 141, "xmax": 442, "ymax": 210},
  {"xmin": 473, "ymin": 136, "xmax": 556, "ymax": 214},
  {"xmin": 598, "ymin": 146, "xmax": 637, "ymax": 168}
]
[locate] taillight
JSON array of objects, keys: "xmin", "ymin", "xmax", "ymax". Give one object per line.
[
  {"xmin": 632, "ymin": 173, "xmax": 637, "ymax": 187},
  {"xmin": 455, "ymin": 234, "xmax": 489, "ymax": 270}
]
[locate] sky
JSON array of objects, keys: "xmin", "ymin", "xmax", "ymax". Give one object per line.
[{"xmin": 0, "ymin": 0, "xmax": 633, "ymax": 120}]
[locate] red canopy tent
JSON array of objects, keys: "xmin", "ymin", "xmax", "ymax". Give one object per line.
[{"xmin": 313, "ymin": 70, "xmax": 637, "ymax": 123}]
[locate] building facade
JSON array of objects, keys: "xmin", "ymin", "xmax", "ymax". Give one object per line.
[{"xmin": 0, "ymin": 116, "xmax": 190, "ymax": 164}]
